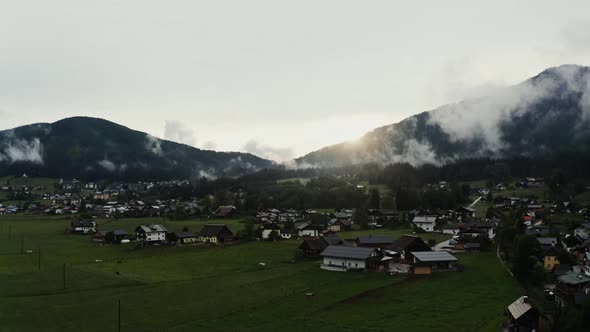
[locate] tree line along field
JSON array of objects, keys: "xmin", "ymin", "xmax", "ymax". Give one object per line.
[{"xmin": 0, "ymin": 215, "xmax": 521, "ymax": 331}]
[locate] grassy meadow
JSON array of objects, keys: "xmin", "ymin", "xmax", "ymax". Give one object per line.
[{"xmin": 0, "ymin": 215, "xmax": 520, "ymax": 331}]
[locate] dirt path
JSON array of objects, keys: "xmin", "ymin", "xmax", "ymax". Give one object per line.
[{"xmin": 496, "ymin": 244, "xmax": 514, "ymax": 277}]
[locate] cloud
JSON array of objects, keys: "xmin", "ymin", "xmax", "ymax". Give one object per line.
[
  {"xmin": 201, "ymin": 141, "xmax": 217, "ymax": 150},
  {"xmin": 98, "ymin": 159, "xmax": 116, "ymax": 172},
  {"xmin": 242, "ymin": 140, "xmax": 293, "ymax": 162},
  {"xmin": 164, "ymin": 120, "xmax": 197, "ymax": 147},
  {"xmin": 0, "ymin": 138, "xmax": 44, "ymax": 164},
  {"xmin": 427, "ymin": 65, "xmax": 590, "ymax": 154},
  {"xmin": 145, "ymin": 134, "xmax": 163, "ymax": 156}
]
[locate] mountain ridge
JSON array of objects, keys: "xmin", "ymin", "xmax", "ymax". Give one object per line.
[
  {"xmin": 0, "ymin": 116, "xmax": 273, "ymax": 180},
  {"xmin": 296, "ymin": 64, "xmax": 590, "ymax": 167}
]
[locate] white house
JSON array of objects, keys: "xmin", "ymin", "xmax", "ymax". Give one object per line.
[
  {"xmin": 136, "ymin": 224, "xmax": 167, "ymax": 243},
  {"xmin": 297, "ymin": 222, "xmax": 319, "ymax": 238},
  {"xmin": 70, "ymin": 219, "xmax": 96, "ymax": 234},
  {"xmin": 261, "ymin": 223, "xmax": 281, "ymax": 240},
  {"xmin": 320, "ymin": 245, "xmax": 378, "ymax": 271},
  {"xmin": 412, "ymin": 215, "xmax": 438, "ymax": 232},
  {"xmin": 437, "ymin": 223, "xmax": 460, "ymax": 235}
]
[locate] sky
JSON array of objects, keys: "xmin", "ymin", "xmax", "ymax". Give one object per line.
[{"xmin": 1, "ymin": 1, "xmax": 590, "ymax": 162}]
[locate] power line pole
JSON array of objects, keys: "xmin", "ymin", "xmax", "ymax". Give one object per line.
[{"xmin": 118, "ymin": 299, "xmax": 121, "ymax": 332}]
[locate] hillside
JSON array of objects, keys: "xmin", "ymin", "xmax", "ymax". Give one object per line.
[
  {"xmin": 0, "ymin": 117, "xmax": 273, "ymax": 180},
  {"xmin": 297, "ymin": 65, "xmax": 590, "ymax": 167}
]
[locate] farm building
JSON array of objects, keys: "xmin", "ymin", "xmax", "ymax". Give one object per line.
[
  {"xmin": 199, "ymin": 224, "xmax": 234, "ymax": 244},
  {"xmin": 70, "ymin": 219, "xmax": 96, "ymax": 234},
  {"xmin": 320, "ymin": 245, "xmax": 378, "ymax": 272},
  {"xmin": 297, "ymin": 222, "xmax": 320, "ymax": 238},
  {"xmin": 411, "ymin": 251, "xmax": 458, "ymax": 275}
]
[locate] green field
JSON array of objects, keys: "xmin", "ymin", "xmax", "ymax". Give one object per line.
[{"xmin": 0, "ymin": 215, "xmax": 520, "ymax": 331}]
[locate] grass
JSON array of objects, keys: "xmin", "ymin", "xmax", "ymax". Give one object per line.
[
  {"xmin": 0, "ymin": 215, "xmax": 519, "ymax": 331},
  {"xmin": 574, "ymin": 190, "xmax": 590, "ymax": 206}
]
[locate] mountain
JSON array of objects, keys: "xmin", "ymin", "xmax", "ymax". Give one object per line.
[
  {"xmin": 297, "ymin": 65, "xmax": 590, "ymax": 167},
  {"xmin": 0, "ymin": 117, "xmax": 273, "ymax": 180}
]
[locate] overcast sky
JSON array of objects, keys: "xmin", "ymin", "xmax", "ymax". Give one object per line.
[{"xmin": 1, "ymin": 1, "xmax": 590, "ymax": 161}]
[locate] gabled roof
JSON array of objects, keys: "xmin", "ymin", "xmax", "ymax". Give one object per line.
[
  {"xmin": 136, "ymin": 224, "xmax": 167, "ymax": 233},
  {"xmin": 412, "ymin": 215, "xmax": 437, "ymax": 223},
  {"xmin": 299, "ymin": 239, "xmax": 328, "ymax": 251},
  {"xmin": 109, "ymin": 229, "xmax": 128, "ymax": 236},
  {"xmin": 174, "ymin": 232, "xmax": 197, "ymax": 238},
  {"xmin": 297, "ymin": 222, "xmax": 318, "ymax": 230},
  {"xmin": 199, "ymin": 224, "xmax": 233, "ymax": 237},
  {"xmin": 537, "ymin": 237, "xmax": 557, "ymax": 246},
  {"xmin": 388, "ymin": 235, "xmax": 428, "ymax": 252},
  {"xmin": 71, "ymin": 219, "xmax": 95, "ymax": 227},
  {"xmin": 356, "ymin": 235, "xmax": 394, "ymax": 245},
  {"xmin": 322, "ymin": 236, "xmax": 342, "ymax": 246},
  {"xmin": 507, "ymin": 296, "xmax": 534, "ymax": 320},
  {"xmin": 412, "ymin": 251, "xmax": 458, "ymax": 262},
  {"xmin": 558, "ymin": 271, "xmax": 590, "ymax": 285},
  {"xmin": 320, "ymin": 245, "xmax": 376, "ymax": 260}
]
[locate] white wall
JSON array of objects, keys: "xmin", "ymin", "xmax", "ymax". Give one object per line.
[{"xmin": 323, "ymin": 257, "xmax": 366, "ymax": 270}]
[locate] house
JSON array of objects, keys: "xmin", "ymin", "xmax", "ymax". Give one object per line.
[
  {"xmin": 455, "ymin": 206, "xmax": 476, "ymax": 218},
  {"xmin": 136, "ymin": 224, "xmax": 167, "ymax": 244},
  {"xmin": 328, "ymin": 219, "xmax": 352, "ymax": 232},
  {"xmin": 536, "ymin": 237, "xmax": 558, "ymax": 251},
  {"xmin": 367, "ymin": 209, "xmax": 399, "ymax": 224},
  {"xmin": 385, "ymin": 235, "xmax": 431, "ymax": 264},
  {"xmin": 213, "ymin": 205, "xmax": 237, "ymax": 218},
  {"xmin": 506, "ymin": 296, "xmax": 543, "ymax": 332},
  {"xmin": 356, "ymin": 235, "xmax": 394, "ymax": 248},
  {"xmin": 574, "ymin": 223, "xmax": 590, "ymax": 240},
  {"xmin": 437, "ymin": 223, "xmax": 460, "ymax": 235},
  {"xmin": 330, "ymin": 211, "xmax": 352, "ymax": 222},
  {"xmin": 70, "ymin": 219, "xmax": 96, "ymax": 234},
  {"xmin": 543, "ymin": 246, "xmax": 560, "ymax": 271},
  {"xmin": 299, "ymin": 238, "xmax": 330, "ymax": 257},
  {"xmin": 261, "ymin": 223, "xmax": 281, "ymax": 240},
  {"xmin": 411, "ymin": 251, "xmax": 458, "ymax": 275},
  {"xmin": 199, "ymin": 224, "xmax": 234, "ymax": 244},
  {"xmin": 320, "ymin": 245, "xmax": 378, "ymax": 271},
  {"xmin": 105, "ymin": 230, "xmax": 129, "ymax": 244},
  {"xmin": 555, "ymin": 271, "xmax": 590, "ymax": 307},
  {"xmin": 297, "ymin": 222, "xmax": 319, "ymax": 238},
  {"xmin": 460, "ymin": 221, "xmax": 497, "ymax": 239},
  {"xmin": 412, "ymin": 215, "xmax": 438, "ymax": 232},
  {"xmin": 169, "ymin": 231, "xmax": 198, "ymax": 244}
]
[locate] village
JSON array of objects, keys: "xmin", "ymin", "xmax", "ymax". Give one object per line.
[{"xmin": 1, "ymin": 174, "xmax": 590, "ymax": 331}]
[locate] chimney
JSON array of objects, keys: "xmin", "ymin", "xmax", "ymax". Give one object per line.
[{"xmin": 523, "ymin": 296, "xmax": 528, "ymax": 303}]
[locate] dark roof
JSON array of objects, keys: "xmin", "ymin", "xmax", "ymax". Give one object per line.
[
  {"xmin": 297, "ymin": 222, "xmax": 318, "ymax": 230},
  {"xmin": 214, "ymin": 205, "xmax": 236, "ymax": 217},
  {"xmin": 174, "ymin": 232, "xmax": 197, "ymax": 238},
  {"xmin": 71, "ymin": 219, "xmax": 94, "ymax": 227},
  {"xmin": 558, "ymin": 272, "xmax": 590, "ymax": 285},
  {"xmin": 356, "ymin": 235, "xmax": 394, "ymax": 245},
  {"xmin": 388, "ymin": 235, "xmax": 428, "ymax": 252},
  {"xmin": 299, "ymin": 239, "xmax": 328, "ymax": 251},
  {"xmin": 552, "ymin": 264, "xmax": 571, "ymax": 276},
  {"xmin": 320, "ymin": 245, "xmax": 376, "ymax": 260},
  {"xmin": 322, "ymin": 236, "xmax": 342, "ymax": 245},
  {"xmin": 464, "ymin": 243, "xmax": 481, "ymax": 249},
  {"xmin": 412, "ymin": 251, "xmax": 458, "ymax": 262},
  {"xmin": 110, "ymin": 229, "xmax": 128, "ymax": 236},
  {"xmin": 136, "ymin": 224, "xmax": 167, "ymax": 233},
  {"xmin": 262, "ymin": 223, "xmax": 281, "ymax": 230},
  {"xmin": 199, "ymin": 224, "xmax": 233, "ymax": 237}
]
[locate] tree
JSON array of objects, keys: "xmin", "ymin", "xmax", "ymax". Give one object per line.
[
  {"xmin": 512, "ymin": 235, "xmax": 543, "ymax": 284},
  {"xmin": 369, "ymin": 188, "xmax": 381, "ymax": 209},
  {"xmin": 354, "ymin": 207, "xmax": 369, "ymax": 230}
]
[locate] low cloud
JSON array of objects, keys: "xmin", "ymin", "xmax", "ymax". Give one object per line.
[
  {"xmin": 0, "ymin": 138, "xmax": 44, "ymax": 164},
  {"xmin": 242, "ymin": 140, "xmax": 293, "ymax": 162},
  {"xmin": 145, "ymin": 134, "xmax": 163, "ymax": 156},
  {"xmin": 164, "ymin": 120, "xmax": 197, "ymax": 147}
]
